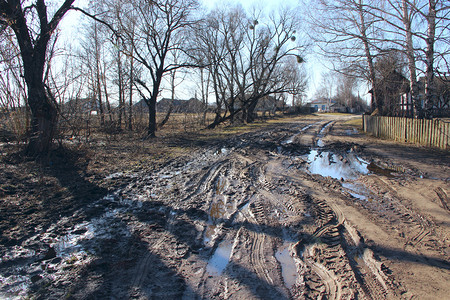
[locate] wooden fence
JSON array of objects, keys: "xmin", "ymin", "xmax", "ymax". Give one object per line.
[{"xmin": 362, "ymin": 115, "xmax": 450, "ymax": 150}]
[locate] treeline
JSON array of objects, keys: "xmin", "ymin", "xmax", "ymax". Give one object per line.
[{"xmin": 0, "ymin": 0, "xmax": 308, "ymax": 155}]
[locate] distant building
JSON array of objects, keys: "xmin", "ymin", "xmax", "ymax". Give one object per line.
[
  {"xmin": 256, "ymin": 95, "xmax": 285, "ymax": 115},
  {"xmin": 62, "ymin": 97, "xmax": 100, "ymax": 115},
  {"xmin": 306, "ymin": 99, "xmax": 346, "ymax": 113}
]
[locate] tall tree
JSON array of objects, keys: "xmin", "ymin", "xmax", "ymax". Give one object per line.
[
  {"xmin": 308, "ymin": 0, "xmax": 382, "ymax": 113},
  {"xmin": 0, "ymin": 0, "xmax": 75, "ymax": 155},
  {"xmin": 193, "ymin": 6, "xmax": 306, "ymax": 128},
  {"xmin": 115, "ymin": 0, "xmax": 198, "ymax": 138}
]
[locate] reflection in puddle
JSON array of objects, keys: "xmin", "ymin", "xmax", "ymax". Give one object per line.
[
  {"xmin": 367, "ymin": 162, "xmax": 396, "ymax": 178},
  {"xmin": 343, "ymin": 183, "xmax": 369, "ymax": 201},
  {"xmin": 315, "ymin": 122, "xmax": 334, "ymax": 148},
  {"xmin": 318, "ymin": 121, "xmax": 333, "ymax": 136},
  {"xmin": 52, "ymin": 222, "xmax": 96, "ymax": 258},
  {"xmin": 204, "ymin": 176, "xmax": 235, "ymax": 244},
  {"xmin": 346, "ymin": 128, "xmax": 358, "ymax": 135},
  {"xmin": 306, "ymin": 150, "xmax": 369, "ymax": 180},
  {"xmin": 204, "ymin": 224, "xmax": 218, "ymax": 243},
  {"xmin": 214, "ymin": 148, "xmax": 229, "ymax": 155},
  {"xmin": 275, "ymin": 242, "xmax": 297, "ymax": 289},
  {"xmin": 206, "ymin": 240, "xmax": 233, "ymax": 276}
]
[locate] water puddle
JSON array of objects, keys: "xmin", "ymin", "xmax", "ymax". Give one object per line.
[
  {"xmin": 105, "ymin": 172, "xmax": 124, "ymax": 180},
  {"xmin": 346, "ymin": 128, "xmax": 358, "ymax": 135},
  {"xmin": 343, "ymin": 182, "xmax": 371, "ymax": 201},
  {"xmin": 275, "ymin": 242, "xmax": 297, "ymax": 289},
  {"xmin": 318, "ymin": 121, "xmax": 333, "ymax": 136},
  {"xmin": 204, "ymin": 176, "xmax": 236, "ymax": 244},
  {"xmin": 53, "ymin": 222, "xmax": 94, "ymax": 258},
  {"xmin": 306, "ymin": 150, "xmax": 369, "ymax": 181},
  {"xmin": 367, "ymin": 162, "xmax": 397, "ymax": 178},
  {"xmin": 282, "ymin": 124, "xmax": 316, "ymax": 145},
  {"xmin": 302, "ymin": 145, "xmax": 395, "ymax": 204},
  {"xmin": 316, "ymin": 121, "xmax": 333, "ymax": 148},
  {"xmin": 0, "ymin": 274, "xmax": 30, "ymax": 299},
  {"xmin": 159, "ymin": 171, "xmax": 181, "ymax": 179},
  {"xmin": 214, "ymin": 148, "xmax": 229, "ymax": 155},
  {"xmin": 206, "ymin": 240, "xmax": 233, "ymax": 276}
]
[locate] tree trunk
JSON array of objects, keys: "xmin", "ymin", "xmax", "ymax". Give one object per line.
[
  {"xmin": 94, "ymin": 20, "xmax": 105, "ymax": 126},
  {"xmin": 358, "ymin": 0, "xmax": 380, "ymax": 114},
  {"xmin": 402, "ymin": 0, "xmax": 420, "ymax": 118},
  {"xmin": 424, "ymin": 0, "xmax": 436, "ymax": 118},
  {"xmin": 2, "ymin": 0, "xmax": 75, "ymax": 155},
  {"xmin": 96, "ymin": 76, "xmax": 104, "ymax": 126},
  {"xmin": 245, "ymin": 98, "xmax": 258, "ymax": 123},
  {"xmin": 128, "ymin": 49, "xmax": 134, "ymax": 131},
  {"xmin": 159, "ymin": 69, "xmax": 177, "ymax": 129},
  {"xmin": 207, "ymin": 108, "xmax": 242, "ymax": 129},
  {"xmin": 117, "ymin": 45, "xmax": 124, "ymax": 128},
  {"xmin": 147, "ymin": 95, "xmax": 157, "ymax": 138},
  {"xmin": 27, "ymin": 83, "xmax": 58, "ymax": 155},
  {"xmin": 102, "ymin": 68, "xmax": 113, "ymax": 123}
]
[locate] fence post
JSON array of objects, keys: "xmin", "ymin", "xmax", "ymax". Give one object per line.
[
  {"xmin": 419, "ymin": 119, "xmax": 424, "ymax": 146},
  {"xmin": 432, "ymin": 119, "xmax": 437, "ymax": 148}
]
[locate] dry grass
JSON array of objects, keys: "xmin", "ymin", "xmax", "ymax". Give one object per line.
[{"xmin": 344, "ymin": 117, "xmax": 363, "ymax": 127}]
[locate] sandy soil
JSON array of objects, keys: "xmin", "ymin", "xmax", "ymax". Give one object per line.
[{"xmin": 0, "ymin": 114, "xmax": 449, "ymax": 299}]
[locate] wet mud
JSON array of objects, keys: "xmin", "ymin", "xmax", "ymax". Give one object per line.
[{"xmin": 1, "ymin": 115, "xmax": 449, "ymax": 299}]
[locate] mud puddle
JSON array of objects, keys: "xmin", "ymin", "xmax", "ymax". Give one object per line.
[
  {"xmin": 282, "ymin": 122, "xmax": 321, "ymax": 145},
  {"xmin": 206, "ymin": 239, "xmax": 234, "ymax": 276},
  {"xmin": 0, "ymin": 192, "xmax": 136, "ymax": 298},
  {"xmin": 305, "ymin": 150, "xmax": 369, "ymax": 181},
  {"xmin": 275, "ymin": 241, "xmax": 297, "ymax": 290},
  {"xmin": 316, "ymin": 121, "xmax": 333, "ymax": 147},
  {"xmin": 302, "ymin": 142, "xmax": 406, "ymax": 205},
  {"xmin": 204, "ymin": 176, "xmax": 231, "ymax": 244}
]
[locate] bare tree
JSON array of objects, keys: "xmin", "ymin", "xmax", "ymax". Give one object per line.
[
  {"xmin": 112, "ymin": 0, "xmax": 199, "ymax": 138},
  {"xmin": 193, "ymin": 6, "xmax": 306, "ymax": 128},
  {"xmin": 0, "ymin": 27, "xmax": 30, "ymax": 139},
  {"xmin": 308, "ymin": 0, "xmax": 382, "ymax": 113},
  {"xmin": 0, "ymin": 0, "xmax": 75, "ymax": 155},
  {"xmin": 79, "ymin": 12, "xmax": 111, "ymax": 127}
]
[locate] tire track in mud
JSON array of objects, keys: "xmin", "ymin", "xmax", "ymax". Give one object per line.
[
  {"xmin": 270, "ymin": 119, "xmax": 398, "ymax": 300},
  {"xmin": 124, "ymin": 117, "xmax": 430, "ymax": 299},
  {"xmin": 357, "ymin": 176, "xmax": 442, "ymax": 253},
  {"xmin": 259, "ymin": 168, "xmax": 366, "ymax": 299},
  {"xmin": 221, "ymin": 122, "xmax": 400, "ymax": 299},
  {"xmin": 435, "ymin": 187, "xmax": 450, "ymax": 213},
  {"xmin": 188, "ymin": 151, "xmax": 292, "ymax": 299},
  {"xmin": 296, "ymin": 196, "xmax": 364, "ymax": 300},
  {"xmin": 108, "ymin": 118, "xmax": 449, "ymax": 299},
  {"xmin": 5, "ymin": 116, "xmax": 448, "ymax": 299}
]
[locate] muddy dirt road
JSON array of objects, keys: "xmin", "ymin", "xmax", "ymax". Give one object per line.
[{"xmin": 1, "ymin": 114, "xmax": 449, "ymax": 299}]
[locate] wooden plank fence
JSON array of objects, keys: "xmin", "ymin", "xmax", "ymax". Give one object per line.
[{"xmin": 362, "ymin": 115, "xmax": 450, "ymax": 150}]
